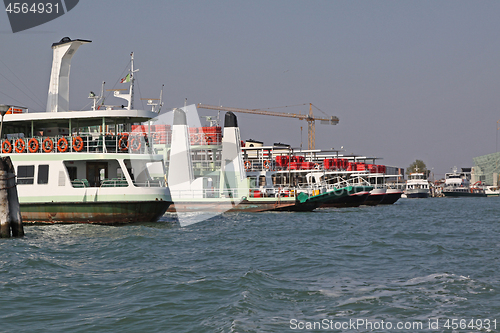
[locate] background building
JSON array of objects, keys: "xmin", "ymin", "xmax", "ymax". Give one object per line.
[{"xmin": 472, "ymin": 152, "xmax": 500, "ymax": 185}]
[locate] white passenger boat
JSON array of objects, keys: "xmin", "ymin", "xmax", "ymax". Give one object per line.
[
  {"xmin": 442, "ymin": 167, "xmax": 486, "ymax": 197},
  {"xmin": 0, "ymin": 37, "xmax": 172, "ymax": 224},
  {"xmin": 485, "ymin": 186, "xmax": 500, "ymax": 197},
  {"xmin": 404, "ymin": 172, "xmax": 430, "ymax": 198}
]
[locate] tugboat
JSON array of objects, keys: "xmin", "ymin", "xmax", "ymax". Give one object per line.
[{"xmin": 0, "ymin": 38, "xmax": 172, "ymax": 224}]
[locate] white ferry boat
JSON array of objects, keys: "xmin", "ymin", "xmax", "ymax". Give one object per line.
[
  {"xmin": 0, "ymin": 37, "xmax": 172, "ymax": 224},
  {"xmin": 442, "ymin": 167, "xmax": 486, "ymax": 197},
  {"xmin": 404, "ymin": 172, "xmax": 430, "ymax": 198}
]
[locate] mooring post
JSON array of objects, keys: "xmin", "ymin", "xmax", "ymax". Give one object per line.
[
  {"xmin": 0, "ymin": 163, "xmax": 11, "ymax": 238},
  {"xmin": 5, "ymin": 157, "xmax": 23, "ymax": 237},
  {"xmin": 0, "ymin": 157, "xmax": 24, "ymax": 238}
]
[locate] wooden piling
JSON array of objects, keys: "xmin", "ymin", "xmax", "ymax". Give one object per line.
[
  {"xmin": 5, "ymin": 158, "xmax": 23, "ymax": 237},
  {"xmin": 0, "ymin": 157, "xmax": 24, "ymax": 238},
  {"xmin": 0, "ymin": 168, "xmax": 11, "ymax": 237}
]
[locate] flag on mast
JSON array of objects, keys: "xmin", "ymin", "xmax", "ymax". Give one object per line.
[{"xmin": 120, "ymin": 73, "xmax": 131, "ymax": 83}]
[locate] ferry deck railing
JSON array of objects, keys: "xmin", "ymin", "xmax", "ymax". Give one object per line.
[
  {"xmin": 168, "ymin": 187, "xmax": 298, "ymax": 199},
  {"xmin": 71, "ymin": 178, "xmax": 165, "ymax": 188},
  {"xmin": 1, "ymin": 133, "xmax": 159, "ymax": 154}
]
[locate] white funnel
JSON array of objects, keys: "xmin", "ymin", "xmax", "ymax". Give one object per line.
[
  {"xmin": 219, "ymin": 111, "xmax": 246, "ymax": 198},
  {"xmin": 168, "ymin": 108, "xmax": 194, "ymax": 189},
  {"xmin": 46, "ymin": 37, "xmax": 91, "ymax": 112}
]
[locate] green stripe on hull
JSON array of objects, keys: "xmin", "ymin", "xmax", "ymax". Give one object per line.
[{"xmin": 21, "ymin": 200, "xmax": 172, "ymax": 224}]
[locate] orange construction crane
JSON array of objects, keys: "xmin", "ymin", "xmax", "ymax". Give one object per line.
[{"xmin": 197, "ymin": 103, "xmax": 339, "ymax": 150}]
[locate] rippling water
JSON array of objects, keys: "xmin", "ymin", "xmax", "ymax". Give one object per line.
[{"xmin": 1, "ymin": 197, "xmax": 499, "ymax": 332}]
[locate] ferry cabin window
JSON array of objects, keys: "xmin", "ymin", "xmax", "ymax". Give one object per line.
[
  {"xmin": 17, "ymin": 165, "xmax": 34, "ymax": 185},
  {"xmin": 117, "ymin": 167, "xmax": 123, "ymax": 179},
  {"xmin": 249, "ymin": 177, "xmax": 257, "ymax": 188},
  {"xmin": 38, "ymin": 165, "xmax": 49, "ymax": 184},
  {"xmin": 66, "ymin": 167, "xmax": 77, "ymax": 181}
]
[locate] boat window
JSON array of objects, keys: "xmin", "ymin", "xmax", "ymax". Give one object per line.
[
  {"xmin": 249, "ymin": 177, "xmax": 257, "ymax": 188},
  {"xmin": 259, "ymin": 175, "xmax": 266, "ymax": 186},
  {"xmin": 117, "ymin": 167, "xmax": 124, "ymax": 179},
  {"xmin": 17, "ymin": 165, "xmax": 34, "ymax": 185},
  {"xmin": 125, "ymin": 159, "xmax": 164, "ymax": 187},
  {"xmin": 86, "ymin": 162, "xmax": 108, "ymax": 187},
  {"xmin": 67, "ymin": 166, "xmax": 77, "ymax": 181},
  {"xmin": 271, "ymin": 174, "xmax": 277, "ymax": 185},
  {"xmin": 37, "ymin": 165, "xmax": 49, "ymax": 184}
]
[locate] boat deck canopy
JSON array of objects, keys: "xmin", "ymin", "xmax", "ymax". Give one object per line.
[{"xmin": 2, "ymin": 109, "xmax": 158, "ymax": 128}]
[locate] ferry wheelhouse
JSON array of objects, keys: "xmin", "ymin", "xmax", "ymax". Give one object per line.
[{"xmin": 0, "ymin": 38, "xmax": 172, "ymax": 224}]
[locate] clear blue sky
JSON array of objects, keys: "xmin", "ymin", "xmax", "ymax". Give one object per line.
[{"xmin": 2, "ymin": 0, "xmax": 500, "ymax": 177}]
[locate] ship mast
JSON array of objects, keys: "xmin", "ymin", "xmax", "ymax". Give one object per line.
[{"xmin": 113, "ymin": 52, "xmax": 139, "ymax": 110}]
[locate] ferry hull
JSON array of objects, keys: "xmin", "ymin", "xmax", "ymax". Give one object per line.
[
  {"xmin": 363, "ymin": 189, "xmax": 386, "ymax": 206},
  {"xmin": 254, "ymin": 200, "xmax": 319, "ymax": 212},
  {"xmin": 168, "ymin": 186, "xmax": 356, "ymax": 213},
  {"xmin": 319, "ymin": 186, "xmax": 373, "ymax": 208},
  {"xmin": 168, "ymin": 198, "xmax": 318, "ymax": 213},
  {"xmin": 443, "ymin": 191, "xmax": 486, "ymax": 198},
  {"xmin": 21, "ymin": 200, "xmax": 172, "ymax": 224},
  {"xmin": 379, "ymin": 191, "xmax": 402, "ymax": 204},
  {"xmin": 320, "ymin": 192, "xmax": 370, "ymax": 208},
  {"xmin": 405, "ymin": 191, "xmax": 429, "ymax": 198}
]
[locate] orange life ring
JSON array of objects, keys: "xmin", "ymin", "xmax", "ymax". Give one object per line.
[
  {"xmin": 28, "ymin": 138, "xmax": 39, "ymax": 153},
  {"xmin": 118, "ymin": 135, "xmax": 129, "ymax": 151},
  {"xmin": 2, "ymin": 140, "xmax": 12, "ymax": 153},
  {"xmin": 72, "ymin": 136, "xmax": 84, "ymax": 152},
  {"xmin": 263, "ymin": 160, "xmax": 271, "ymax": 170},
  {"xmin": 15, "ymin": 138, "xmax": 25, "ymax": 153},
  {"xmin": 314, "ymin": 163, "xmax": 320, "ymax": 169},
  {"xmin": 42, "ymin": 138, "xmax": 54, "ymax": 153},
  {"xmin": 130, "ymin": 137, "xmax": 141, "ymax": 151},
  {"xmin": 244, "ymin": 161, "xmax": 251, "ymax": 170},
  {"xmin": 57, "ymin": 137, "xmax": 69, "ymax": 152}
]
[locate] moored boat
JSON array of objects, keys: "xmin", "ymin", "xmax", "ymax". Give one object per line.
[
  {"xmin": 485, "ymin": 186, "xmax": 500, "ymax": 197},
  {"xmin": 442, "ymin": 167, "xmax": 486, "ymax": 197},
  {"xmin": 404, "ymin": 172, "xmax": 430, "ymax": 198}
]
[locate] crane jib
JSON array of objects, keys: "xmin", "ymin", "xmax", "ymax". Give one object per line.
[{"xmin": 196, "ymin": 103, "xmax": 339, "ymax": 150}]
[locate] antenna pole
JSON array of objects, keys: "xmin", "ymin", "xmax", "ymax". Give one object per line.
[
  {"xmin": 158, "ymin": 84, "xmax": 164, "ymax": 113},
  {"xmin": 129, "ymin": 52, "xmax": 135, "ymax": 110}
]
